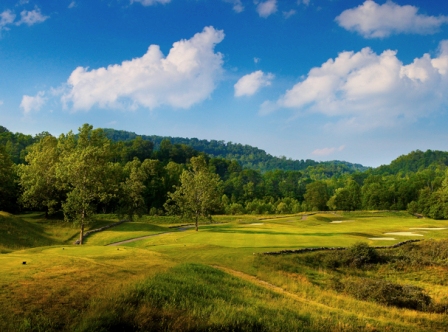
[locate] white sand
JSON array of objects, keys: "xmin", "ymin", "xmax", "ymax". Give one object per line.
[
  {"xmin": 248, "ymin": 223, "xmax": 264, "ymax": 226},
  {"xmin": 369, "ymin": 237, "xmax": 396, "ymax": 241},
  {"xmin": 384, "ymin": 232, "xmax": 423, "ymax": 236},
  {"xmin": 409, "ymin": 228, "xmax": 447, "ymax": 231},
  {"xmin": 330, "ymin": 220, "xmax": 354, "ymax": 224}
]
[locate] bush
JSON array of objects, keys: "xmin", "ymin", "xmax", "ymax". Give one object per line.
[
  {"xmin": 346, "ymin": 242, "xmax": 381, "ymax": 268},
  {"xmin": 332, "ymin": 277, "xmax": 432, "ymax": 311}
]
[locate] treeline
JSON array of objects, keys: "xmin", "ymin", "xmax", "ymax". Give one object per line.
[
  {"xmin": 1, "ymin": 125, "xmax": 448, "ymax": 220},
  {"xmin": 102, "ymin": 128, "xmax": 368, "ymax": 173}
]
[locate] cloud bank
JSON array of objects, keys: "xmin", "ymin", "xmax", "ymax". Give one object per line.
[
  {"xmin": 234, "ymin": 70, "xmax": 274, "ymax": 97},
  {"xmin": 61, "ymin": 26, "xmax": 225, "ymax": 111},
  {"xmin": 273, "ymin": 41, "xmax": 448, "ymax": 131},
  {"xmin": 336, "ymin": 0, "xmax": 448, "ymax": 38}
]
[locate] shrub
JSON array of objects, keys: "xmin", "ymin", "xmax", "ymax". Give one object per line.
[
  {"xmin": 346, "ymin": 242, "xmax": 381, "ymax": 268},
  {"xmin": 332, "ymin": 277, "xmax": 432, "ymax": 311}
]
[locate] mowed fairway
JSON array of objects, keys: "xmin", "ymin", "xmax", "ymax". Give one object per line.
[
  {"xmin": 1, "ymin": 211, "xmax": 448, "ymax": 331},
  {"xmin": 121, "ymin": 212, "xmax": 448, "ymax": 252}
]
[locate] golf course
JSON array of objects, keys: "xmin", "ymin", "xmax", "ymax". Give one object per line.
[{"xmin": 1, "ymin": 210, "xmax": 447, "ymax": 331}]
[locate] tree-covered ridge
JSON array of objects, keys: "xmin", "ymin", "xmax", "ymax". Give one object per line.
[
  {"xmin": 0, "ymin": 126, "xmax": 37, "ymax": 164},
  {"xmin": 374, "ymin": 150, "xmax": 448, "ymax": 175},
  {"xmin": 102, "ymin": 128, "xmax": 368, "ymax": 173}
]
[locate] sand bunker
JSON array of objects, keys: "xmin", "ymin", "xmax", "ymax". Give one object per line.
[
  {"xmin": 409, "ymin": 228, "xmax": 447, "ymax": 231},
  {"xmin": 248, "ymin": 223, "xmax": 264, "ymax": 226},
  {"xmin": 330, "ymin": 220, "xmax": 354, "ymax": 224},
  {"xmin": 369, "ymin": 237, "xmax": 396, "ymax": 241},
  {"xmin": 384, "ymin": 232, "xmax": 423, "ymax": 236}
]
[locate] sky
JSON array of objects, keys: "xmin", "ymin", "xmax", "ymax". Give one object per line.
[{"xmin": 1, "ymin": 0, "xmax": 448, "ymax": 167}]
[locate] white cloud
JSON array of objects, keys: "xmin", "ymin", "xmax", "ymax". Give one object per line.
[
  {"xmin": 312, "ymin": 145, "xmax": 345, "ymax": 157},
  {"xmin": 61, "ymin": 26, "xmax": 225, "ymax": 111},
  {"xmin": 0, "ymin": 10, "xmax": 16, "ymax": 31},
  {"xmin": 283, "ymin": 9, "xmax": 296, "ymax": 19},
  {"xmin": 16, "ymin": 8, "xmax": 49, "ymax": 26},
  {"xmin": 1, "ymin": 7, "xmax": 48, "ymax": 31},
  {"xmin": 68, "ymin": 1, "xmax": 77, "ymax": 9},
  {"xmin": 254, "ymin": 57, "xmax": 260, "ymax": 64},
  {"xmin": 224, "ymin": 0, "xmax": 244, "ymax": 13},
  {"xmin": 298, "ymin": 0, "xmax": 310, "ymax": 6},
  {"xmin": 273, "ymin": 41, "xmax": 448, "ymax": 131},
  {"xmin": 336, "ymin": 0, "xmax": 448, "ymax": 38},
  {"xmin": 20, "ymin": 91, "xmax": 46, "ymax": 114},
  {"xmin": 131, "ymin": 0, "xmax": 171, "ymax": 6},
  {"xmin": 256, "ymin": 0, "xmax": 277, "ymax": 18},
  {"xmin": 234, "ymin": 70, "xmax": 274, "ymax": 97}
]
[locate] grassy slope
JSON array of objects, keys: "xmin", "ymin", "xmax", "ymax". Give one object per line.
[
  {"xmin": 1, "ymin": 211, "xmax": 448, "ymax": 331},
  {"xmin": 0, "ymin": 212, "xmax": 76, "ymax": 253}
]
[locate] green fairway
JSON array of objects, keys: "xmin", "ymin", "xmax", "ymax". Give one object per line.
[{"xmin": 120, "ymin": 212, "xmax": 448, "ymax": 251}]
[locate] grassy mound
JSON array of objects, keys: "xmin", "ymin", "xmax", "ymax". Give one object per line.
[{"xmin": 0, "ymin": 212, "xmax": 57, "ymax": 252}]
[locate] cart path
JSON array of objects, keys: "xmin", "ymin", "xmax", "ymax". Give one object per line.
[{"xmin": 107, "ymin": 225, "xmax": 195, "ymax": 246}]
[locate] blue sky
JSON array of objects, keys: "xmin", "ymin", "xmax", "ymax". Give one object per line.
[{"xmin": 1, "ymin": 0, "xmax": 448, "ymax": 167}]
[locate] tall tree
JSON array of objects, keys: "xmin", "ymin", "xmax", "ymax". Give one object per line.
[
  {"xmin": 56, "ymin": 124, "xmax": 118, "ymax": 244},
  {"xmin": 304, "ymin": 181, "xmax": 329, "ymax": 211},
  {"xmin": 118, "ymin": 159, "xmax": 148, "ymax": 221},
  {"xmin": 165, "ymin": 156, "xmax": 222, "ymax": 231},
  {"xmin": 18, "ymin": 135, "xmax": 62, "ymax": 217},
  {"xmin": 0, "ymin": 144, "xmax": 17, "ymax": 212}
]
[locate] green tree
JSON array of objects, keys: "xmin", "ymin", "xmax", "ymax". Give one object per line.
[
  {"xmin": 18, "ymin": 135, "xmax": 62, "ymax": 217},
  {"xmin": 165, "ymin": 156, "xmax": 222, "ymax": 231},
  {"xmin": 304, "ymin": 181, "xmax": 329, "ymax": 211},
  {"xmin": 56, "ymin": 124, "xmax": 118, "ymax": 244},
  {"xmin": 118, "ymin": 159, "xmax": 148, "ymax": 221},
  {"xmin": 0, "ymin": 144, "xmax": 17, "ymax": 212}
]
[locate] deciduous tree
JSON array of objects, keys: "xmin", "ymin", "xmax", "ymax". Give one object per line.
[{"xmin": 165, "ymin": 156, "xmax": 222, "ymax": 231}]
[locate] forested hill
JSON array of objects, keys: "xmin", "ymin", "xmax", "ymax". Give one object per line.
[
  {"xmin": 102, "ymin": 128, "xmax": 368, "ymax": 173},
  {"xmin": 374, "ymin": 150, "xmax": 448, "ymax": 175}
]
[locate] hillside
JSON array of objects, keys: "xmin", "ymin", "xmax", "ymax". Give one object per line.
[
  {"xmin": 374, "ymin": 150, "xmax": 448, "ymax": 175},
  {"xmin": 102, "ymin": 128, "xmax": 368, "ymax": 173}
]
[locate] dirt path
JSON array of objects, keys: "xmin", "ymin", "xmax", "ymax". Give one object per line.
[{"xmin": 107, "ymin": 225, "xmax": 195, "ymax": 246}]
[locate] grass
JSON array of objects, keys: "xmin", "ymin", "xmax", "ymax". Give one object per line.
[{"xmin": 1, "ymin": 210, "xmax": 448, "ymax": 331}]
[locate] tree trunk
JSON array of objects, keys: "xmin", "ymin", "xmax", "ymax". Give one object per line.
[
  {"xmin": 79, "ymin": 209, "xmax": 85, "ymax": 245},
  {"xmin": 195, "ymin": 214, "xmax": 198, "ymax": 231}
]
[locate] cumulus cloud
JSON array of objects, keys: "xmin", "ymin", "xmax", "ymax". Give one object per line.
[
  {"xmin": 224, "ymin": 0, "xmax": 244, "ymax": 13},
  {"xmin": 1, "ymin": 7, "xmax": 48, "ymax": 32},
  {"xmin": 336, "ymin": 0, "xmax": 448, "ymax": 38},
  {"xmin": 61, "ymin": 26, "xmax": 225, "ymax": 111},
  {"xmin": 16, "ymin": 8, "xmax": 49, "ymax": 26},
  {"xmin": 234, "ymin": 70, "xmax": 274, "ymax": 97},
  {"xmin": 0, "ymin": 10, "xmax": 16, "ymax": 31},
  {"xmin": 131, "ymin": 0, "xmax": 171, "ymax": 6},
  {"xmin": 312, "ymin": 145, "xmax": 345, "ymax": 157},
  {"xmin": 272, "ymin": 41, "xmax": 448, "ymax": 131},
  {"xmin": 20, "ymin": 91, "xmax": 46, "ymax": 114},
  {"xmin": 256, "ymin": 0, "xmax": 277, "ymax": 18}
]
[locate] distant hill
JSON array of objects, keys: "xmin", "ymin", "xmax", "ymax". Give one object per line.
[
  {"xmin": 102, "ymin": 128, "xmax": 369, "ymax": 173},
  {"xmin": 374, "ymin": 150, "xmax": 448, "ymax": 175}
]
